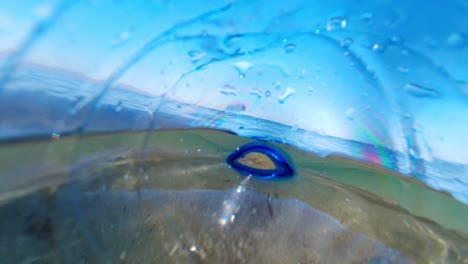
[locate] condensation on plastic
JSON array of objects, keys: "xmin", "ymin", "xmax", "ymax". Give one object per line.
[{"xmin": 0, "ymin": 0, "xmax": 467, "ymax": 202}]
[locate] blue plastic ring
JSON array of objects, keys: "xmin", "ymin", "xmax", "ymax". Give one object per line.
[{"xmin": 226, "ymin": 142, "xmax": 295, "ymax": 180}]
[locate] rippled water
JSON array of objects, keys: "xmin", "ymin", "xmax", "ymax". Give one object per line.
[{"xmin": 0, "ymin": 130, "xmax": 467, "ymax": 263}]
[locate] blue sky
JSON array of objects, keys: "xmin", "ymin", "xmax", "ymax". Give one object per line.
[{"xmin": 0, "ymin": 0, "xmax": 467, "ymax": 164}]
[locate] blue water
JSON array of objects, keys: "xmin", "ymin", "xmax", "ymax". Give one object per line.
[
  {"xmin": 0, "ymin": 1, "xmax": 467, "ymax": 201},
  {"xmin": 1, "ymin": 3, "xmax": 468, "ymax": 263},
  {"xmin": 1, "ymin": 129, "xmax": 466, "ymax": 263},
  {"xmin": 1, "ymin": 66, "xmax": 467, "ymax": 204}
]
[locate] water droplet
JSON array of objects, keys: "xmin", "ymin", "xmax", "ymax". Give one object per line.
[
  {"xmin": 273, "ymin": 81, "xmax": 281, "ymax": 90},
  {"xmin": 360, "ymin": 12, "xmax": 373, "ymax": 22},
  {"xmin": 326, "ymin": 17, "xmax": 347, "ymax": 31},
  {"xmin": 232, "ymin": 61, "xmax": 252, "ymax": 78},
  {"xmin": 112, "ymin": 30, "xmax": 131, "ymax": 46},
  {"xmin": 388, "ymin": 35, "xmax": 401, "ymax": 44},
  {"xmin": 283, "ymin": 43, "xmax": 297, "ymax": 53},
  {"xmin": 225, "ymin": 103, "xmax": 246, "ymax": 112},
  {"xmin": 404, "ymin": 83, "xmax": 441, "ymax": 98},
  {"xmin": 249, "ymin": 89, "xmax": 263, "ymax": 99},
  {"xmin": 187, "ymin": 50, "xmax": 207, "ymax": 62},
  {"xmin": 220, "ymin": 85, "xmax": 238, "ymax": 96},
  {"xmin": 345, "ymin": 108, "xmax": 355, "ymax": 120},
  {"xmin": 277, "ymin": 87, "xmax": 296, "ymax": 104},
  {"xmin": 264, "ymin": 90, "xmax": 271, "ymax": 97},
  {"xmin": 340, "ymin": 38, "xmax": 354, "ymax": 48},
  {"xmin": 257, "ymin": 67, "xmax": 263, "ymax": 76},
  {"xmin": 446, "ymin": 32, "xmax": 467, "ymax": 49},
  {"xmin": 371, "ymin": 43, "xmax": 386, "ymax": 53},
  {"xmin": 236, "ymin": 186, "xmax": 245, "ymax": 193}
]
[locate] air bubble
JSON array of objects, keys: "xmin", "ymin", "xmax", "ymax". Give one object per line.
[
  {"xmin": 278, "ymin": 87, "xmax": 296, "ymax": 104},
  {"xmin": 326, "ymin": 17, "xmax": 347, "ymax": 31},
  {"xmin": 340, "ymin": 38, "xmax": 354, "ymax": 48},
  {"xmin": 388, "ymin": 36, "xmax": 401, "ymax": 44},
  {"xmin": 371, "ymin": 43, "xmax": 386, "ymax": 53}
]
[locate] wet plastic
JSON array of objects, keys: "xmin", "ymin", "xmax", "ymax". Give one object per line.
[
  {"xmin": 1, "ymin": 0, "xmax": 466, "ymax": 202},
  {"xmin": 0, "ymin": 1, "xmax": 467, "ymax": 263}
]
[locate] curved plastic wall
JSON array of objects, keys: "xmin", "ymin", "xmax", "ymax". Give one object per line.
[{"xmin": 0, "ymin": 0, "xmax": 467, "ymax": 202}]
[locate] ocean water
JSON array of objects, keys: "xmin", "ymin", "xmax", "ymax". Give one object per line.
[
  {"xmin": 0, "ymin": 67, "xmax": 467, "ymax": 263},
  {"xmin": 0, "ymin": 129, "xmax": 467, "ymax": 263}
]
